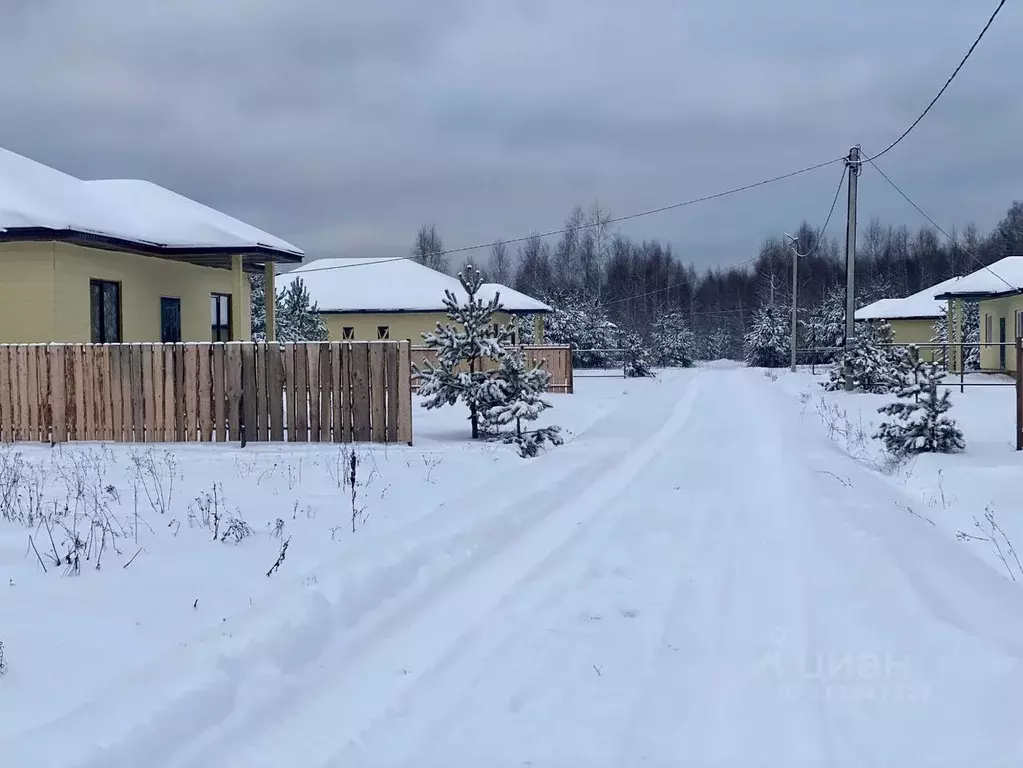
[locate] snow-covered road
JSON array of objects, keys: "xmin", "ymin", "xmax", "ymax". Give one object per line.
[{"xmin": 9, "ymin": 365, "xmax": 1023, "ymax": 767}]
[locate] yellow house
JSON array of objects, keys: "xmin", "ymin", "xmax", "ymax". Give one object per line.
[
  {"xmin": 854, "ymin": 274, "xmax": 970, "ymax": 365},
  {"xmin": 0, "ymin": 148, "xmax": 303, "ymax": 344},
  {"xmin": 935, "ymin": 256, "xmax": 1023, "ymax": 375},
  {"xmin": 276, "ymin": 257, "xmax": 552, "ymax": 344}
]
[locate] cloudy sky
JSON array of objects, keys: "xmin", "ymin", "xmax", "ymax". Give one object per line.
[{"xmin": 1, "ymin": 0, "xmax": 1019, "ymax": 269}]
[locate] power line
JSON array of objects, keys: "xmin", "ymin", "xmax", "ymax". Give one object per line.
[
  {"xmin": 795, "ymin": 165, "xmax": 847, "ymax": 258},
  {"xmin": 865, "ymin": 156, "xmax": 1015, "ymax": 291},
  {"xmin": 862, "ymin": 0, "xmax": 1007, "ymax": 163},
  {"xmin": 290, "ymin": 156, "xmax": 846, "ymax": 277},
  {"xmin": 603, "ymin": 163, "xmax": 850, "ymax": 307}
]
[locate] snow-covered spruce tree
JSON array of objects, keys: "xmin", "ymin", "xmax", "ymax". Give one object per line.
[
  {"xmin": 623, "ymin": 332, "xmax": 655, "ymax": 378},
  {"xmin": 535, "ymin": 293, "xmax": 620, "ymax": 368},
  {"xmin": 931, "ymin": 302, "xmax": 980, "ymax": 371},
  {"xmin": 650, "ymin": 312, "xmax": 695, "ymax": 367},
  {"xmin": 744, "ymin": 303, "xmax": 790, "ymax": 368},
  {"xmin": 874, "ymin": 356, "xmax": 965, "ymax": 456},
  {"xmin": 250, "ymin": 274, "xmax": 268, "ymax": 341},
  {"xmin": 276, "ymin": 277, "xmax": 328, "ymax": 342},
  {"xmin": 481, "ymin": 351, "xmax": 564, "ymax": 457},
  {"xmin": 415, "ymin": 264, "xmax": 513, "ymax": 440},
  {"xmin": 800, "ymin": 287, "xmax": 846, "ymax": 364},
  {"xmin": 823, "ymin": 322, "xmax": 912, "ymax": 394},
  {"xmin": 701, "ymin": 326, "xmax": 735, "ymax": 361}
]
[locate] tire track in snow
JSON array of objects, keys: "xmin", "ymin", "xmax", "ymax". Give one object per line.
[
  {"xmin": 4, "ymin": 375, "xmax": 695, "ymax": 768},
  {"xmin": 153, "ymin": 377, "xmax": 703, "ymax": 768},
  {"xmin": 323, "ymin": 418, "xmax": 717, "ymax": 767}
]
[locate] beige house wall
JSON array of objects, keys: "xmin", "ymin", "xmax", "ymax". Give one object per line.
[
  {"xmin": 320, "ymin": 310, "xmax": 522, "ymax": 344},
  {"xmin": 0, "ymin": 240, "xmax": 251, "ymax": 343},
  {"xmin": 979, "ymin": 295, "xmax": 1023, "ymax": 373},
  {"xmin": 0, "ymin": 242, "xmax": 59, "ymax": 343}
]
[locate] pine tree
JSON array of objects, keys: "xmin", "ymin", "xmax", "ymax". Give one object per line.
[
  {"xmin": 416, "ymin": 264, "xmax": 512, "ymax": 439},
  {"xmin": 250, "ymin": 274, "xmax": 268, "ymax": 341},
  {"xmin": 623, "ymin": 332, "xmax": 655, "ymax": 377},
  {"xmin": 744, "ymin": 304, "xmax": 790, "ymax": 368},
  {"xmin": 537, "ymin": 292, "xmax": 620, "ymax": 368},
  {"xmin": 651, "ymin": 312, "xmax": 695, "ymax": 367},
  {"xmin": 276, "ymin": 277, "xmax": 328, "ymax": 342},
  {"xmin": 481, "ymin": 351, "xmax": 564, "ymax": 457},
  {"xmin": 800, "ymin": 287, "xmax": 845, "ymax": 363},
  {"xmin": 701, "ymin": 327, "xmax": 734, "ymax": 361},
  {"xmin": 823, "ymin": 322, "xmax": 912, "ymax": 393},
  {"xmin": 874, "ymin": 356, "xmax": 965, "ymax": 456}
]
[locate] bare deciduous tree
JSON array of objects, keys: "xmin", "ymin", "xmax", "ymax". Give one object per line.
[{"xmin": 411, "ymin": 223, "xmax": 448, "ymax": 273}]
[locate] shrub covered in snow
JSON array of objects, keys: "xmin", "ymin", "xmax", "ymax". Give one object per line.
[
  {"xmin": 874, "ymin": 356, "xmax": 965, "ymax": 456},
  {"xmin": 744, "ymin": 304, "xmax": 790, "ymax": 368},
  {"xmin": 650, "ymin": 312, "xmax": 695, "ymax": 367}
]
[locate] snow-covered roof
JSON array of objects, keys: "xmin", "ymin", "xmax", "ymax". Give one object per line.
[
  {"xmin": 932, "ymin": 256, "xmax": 1023, "ymax": 298},
  {"xmin": 477, "ymin": 283, "xmax": 551, "ymax": 313},
  {"xmin": 278, "ymin": 257, "xmax": 552, "ymax": 314},
  {"xmin": 0, "ymin": 147, "xmax": 303, "ymax": 258},
  {"xmin": 855, "ymin": 275, "xmax": 971, "ymax": 321}
]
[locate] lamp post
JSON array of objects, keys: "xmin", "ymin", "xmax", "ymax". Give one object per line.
[{"xmin": 783, "ymin": 232, "xmax": 803, "ymax": 373}]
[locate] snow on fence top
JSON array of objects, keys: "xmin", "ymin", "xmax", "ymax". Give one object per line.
[
  {"xmin": 932, "ymin": 256, "xmax": 1023, "ymax": 299},
  {"xmin": 856, "ymin": 275, "xmax": 971, "ymax": 321},
  {"xmin": 278, "ymin": 257, "xmax": 552, "ymax": 314},
  {"xmin": 0, "ymin": 147, "xmax": 303, "ymax": 257}
]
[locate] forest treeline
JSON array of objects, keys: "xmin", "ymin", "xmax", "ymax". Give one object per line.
[{"xmin": 411, "ymin": 199, "xmax": 1023, "ymax": 359}]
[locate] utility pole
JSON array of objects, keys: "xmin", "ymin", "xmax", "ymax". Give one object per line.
[
  {"xmin": 843, "ymin": 145, "xmax": 861, "ymax": 391},
  {"xmin": 785, "ymin": 233, "xmax": 799, "ymax": 372}
]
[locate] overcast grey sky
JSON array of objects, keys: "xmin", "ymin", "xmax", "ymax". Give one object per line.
[{"xmin": 1, "ymin": 0, "xmax": 1019, "ymax": 269}]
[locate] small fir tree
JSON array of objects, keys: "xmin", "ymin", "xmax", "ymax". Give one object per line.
[
  {"xmin": 744, "ymin": 304, "xmax": 790, "ymax": 368},
  {"xmin": 276, "ymin": 277, "xmax": 328, "ymax": 342},
  {"xmin": 651, "ymin": 312, "xmax": 696, "ymax": 367},
  {"xmin": 416, "ymin": 264, "xmax": 511, "ymax": 439},
  {"xmin": 482, "ymin": 351, "xmax": 564, "ymax": 457},
  {"xmin": 874, "ymin": 355, "xmax": 965, "ymax": 456},
  {"xmin": 622, "ymin": 332, "xmax": 655, "ymax": 378},
  {"xmin": 823, "ymin": 322, "xmax": 913, "ymax": 394}
]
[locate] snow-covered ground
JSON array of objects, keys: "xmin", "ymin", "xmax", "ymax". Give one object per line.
[
  {"xmin": 3, "ymin": 363, "xmax": 1023, "ymax": 767},
  {"xmin": 772, "ymin": 367, "xmax": 1023, "ymax": 582}
]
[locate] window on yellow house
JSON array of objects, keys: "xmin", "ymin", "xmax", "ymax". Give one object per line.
[
  {"xmin": 342, "ymin": 327, "xmax": 355, "ymax": 340},
  {"xmin": 377, "ymin": 326, "xmax": 390, "ymax": 339},
  {"xmin": 985, "ymin": 313, "xmax": 993, "ymax": 343}
]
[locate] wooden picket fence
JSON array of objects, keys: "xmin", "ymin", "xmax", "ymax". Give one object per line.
[
  {"xmin": 410, "ymin": 345, "xmax": 574, "ymax": 394},
  {"xmin": 0, "ymin": 341, "xmax": 413, "ymax": 445}
]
